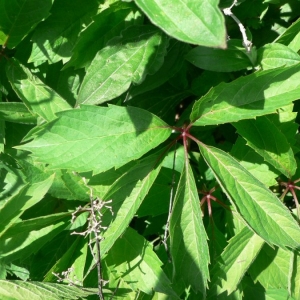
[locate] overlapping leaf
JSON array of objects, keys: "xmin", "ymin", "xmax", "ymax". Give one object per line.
[
  {"xmin": 199, "ymin": 143, "xmax": 300, "ymax": 250},
  {"xmin": 77, "ymin": 25, "xmax": 168, "ymax": 106},
  {"xmin": 6, "ymin": 59, "xmax": 71, "ymax": 122},
  {"xmin": 0, "ymin": 0, "xmax": 53, "ymax": 48},
  {"xmin": 0, "ymin": 102, "xmax": 36, "ymax": 124},
  {"xmin": 190, "ymin": 64, "xmax": 300, "ymax": 126},
  {"xmin": 18, "ymin": 105, "xmax": 171, "ymax": 173},
  {"xmin": 170, "ymin": 161, "xmax": 209, "ymax": 296},
  {"xmin": 135, "ymin": 0, "xmax": 226, "ymax": 48}
]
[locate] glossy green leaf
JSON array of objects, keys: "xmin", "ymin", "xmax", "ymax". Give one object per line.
[
  {"xmin": 135, "ymin": 0, "xmax": 226, "ymax": 48},
  {"xmin": 0, "ymin": 175, "xmax": 54, "ymax": 238},
  {"xmin": 100, "ymin": 151, "xmax": 163, "ymax": 255},
  {"xmin": 6, "ymin": 60, "xmax": 71, "ymax": 122},
  {"xmin": 170, "ymin": 161, "xmax": 210, "ymax": 296},
  {"xmin": 28, "ymin": 0, "xmax": 99, "ymax": 65},
  {"xmin": 249, "ymin": 244, "xmax": 291, "ymax": 290},
  {"xmin": 234, "ymin": 115, "xmax": 297, "ymax": 178},
  {"xmin": 0, "ymin": 102, "xmax": 36, "ymax": 124},
  {"xmin": 104, "ymin": 227, "xmax": 177, "ymax": 297},
  {"xmin": 209, "ymin": 227, "xmax": 264, "ymax": 296},
  {"xmin": 186, "ymin": 39, "xmax": 252, "ymax": 72},
  {"xmin": 190, "ymin": 64, "xmax": 300, "ymax": 126},
  {"xmin": 198, "ymin": 143, "xmax": 300, "ymax": 250},
  {"xmin": 66, "ymin": 2, "xmax": 142, "ymax": 70},
  {"xmin": 257, "ymin": 43, "xmax": 300, "ymax": 70},
  {"xmin": 18, "ymin": 105, "xmax": 171, "ymax": 173},
  {"xmin": 0, "ymin": 0, "xmax": 53, "ymax": 48},
  {"xmin": 77, "ymin": 25, "xmax": 168, "ymax": 106},
  {"xmin": 0, "ymin": 280, "xmax": 97, "ymax": 300}
]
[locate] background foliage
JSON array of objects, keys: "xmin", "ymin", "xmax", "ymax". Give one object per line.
[{"xmin": 1, "ymin": 0, "xmax": 300, "ymax": 299}]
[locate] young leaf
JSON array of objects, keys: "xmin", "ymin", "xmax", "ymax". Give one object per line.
[
  {"xmin": 6, "ymin": 59, "xmax": 71, "ymax": 122},
  {"xmin": 77, "ymin": 25, "xmax": 168, "ymax": 106},
  {"xmin": 257, "ymin": 43, "xmax": 300, "ymax": 70},
  {"xmin": 234, "ymin": 115, "xmax": 297, "ymax": 178},
  {"xmin": 104, "ymin": 227, "xmax": 177, "ymax": 297},
  {"xmin": 0, "ymin": 0, "xmax": 53, "ymax": 48},
  {"xmin": 209, "ymin": 227, "xmax": 264, "ymax": 297},
  {"xmin": 198, "ymin": 143, "xmax": 300, "ymax": 250},
  {"xmin": 17, "ymin": 105, "xmax": 171, "ymax": 174},
  {"xmin": 170, "ymin": 161, "xmax": 210, "ymax": 296},
  {"xmin": 135, "ymin": 0, "xmax": 226, "ymax": 48},
  {"xmin": 190, "ymin": 64, "xmax": 300, "ymax": 126},
  {"xmin": 186, "ymin": 39, "xmax": 252, "ymax": 72}
]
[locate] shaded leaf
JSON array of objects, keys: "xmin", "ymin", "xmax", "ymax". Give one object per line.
[
  {"xmin": 0, "ymin": 0, "xmax": 53, "ymax": 48},
  {"xmin": 170, "ymin": 161, "xmax": 209, "ymax": 296},
  {"xmin": 190, "ymin": 64, "xmax": 300, "ymax": 126},
  {"xmin": 77, "ymin": 25, "xmax": 168, "ymax": 106},
  {"xmin": 135, "ymin": 0, "xmax": 226, "ymax": 48},
  {"xmin": 0, "ymin": 102, "xmax": 36, "ymax": 124},
  {"xmin": 198, "ymin": 143, "xmax": 300, "ymax": 250},
  {"xmin": 6, "ymin": 59, "xmax": 71, "ymax": 122}
]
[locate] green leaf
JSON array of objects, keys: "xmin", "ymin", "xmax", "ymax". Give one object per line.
[
  {"xmin": 135, "ymin": 0, "xmax": 226, "ymax": 48},
  {"xmin": 0, "ymin": 175, "xmax": 54, "ymax": 238},
  {"xmin": 198, "ymin": 143, "xmax": 300, "ymax": 250},
  {"xmin": 104, "ymin": 227, "xmax": 177, "ymax": 297},
  {"xmin": 209, "ymin": 227, "xmax": 264, "ymax": 296},
  {"xmin": 28, "ymin": 0, "xmax": 99, "ymax": 65},
  {"xmin": 170, "ymin": 161, "xmax": 210, "ymax": 296},
  {"xmin": 234, "ymin": 115, "xmax": 297, "ymax": 178},
  {"xmin": 249, "ymin": 244, "xmax": 292, "ymax": 290},
  {"xmin": 0, "ymin": 102, "xmax": 36, "ymax": 124},
  {"xmin": 291, "ymin": 252, "xmax": 300, "ymax": 300},
  {"xmin": 0, "ymin": 280, "xmax": 97, "ymax": 300},
  {"xmin": 0, "ymin": 0, "xmax": 53, "ymax": 48},
  {"xmin": 100, "ymin": 151, "xmax": 163, "ymax": 255},
  {"xmin": 18, "ymin": 105, "xmax": 171, "ymax": 174},
  {"xmin": 66, "ymin": 2, "xmax": 142, "ymax": 70},
  {"xmin": 186, "ymin": 39, "xmax": 252, "ymax": 72},
  {"xmin": 190, "ymin": 64, "xmax": 300, "ymax": 126},
  {"xmin": 6, "ymin": 59, "xmax": 71, "ymax": 122},
  {"xmin": 77, "ymin": 25, "xmax": 168, "ymax": 106},
  {"xmin": 257, "ymin": 43, "xmax": 300, "ymax": 70}
]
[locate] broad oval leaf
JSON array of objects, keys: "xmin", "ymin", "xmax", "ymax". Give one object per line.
[
  {"xmin": 135, "ymin": 0, "xmax": 226, "ymax": 48},
  {"xmin": 234, "ymin": 116, "xmax": 297, "ymax": 178},
  {"xmin": 257, "ymin": 43, "xmax": 300, "ymax": 70},
  {"xmin": 77, "ymin": 25, "xmax": 168, "ymax": 106},
  {"xmin": 170, "ymin": 161, "xmax": 210, "ymax": 296},
  {"xmin": 17, "ymin": 105, "xmax": 172, "ymax": 174},
  {"xmin": 0, "ymin": 0, "xmax": 53, "ymax": 48},
  {"xmin": 191, "ymin": 63, "xmax": 300, "ymax": 126},
  {"xmin": 199, "ymin": 143, "xmax": 300, "ymax": 250},
  {"xmin": 186, "ymin": 39, "xmax": 252, "ymax": 72}
]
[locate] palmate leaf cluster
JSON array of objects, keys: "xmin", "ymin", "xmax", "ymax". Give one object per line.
[{"xmin": 1, "ymin": 0, "xmax": 300, "ymax": 299}]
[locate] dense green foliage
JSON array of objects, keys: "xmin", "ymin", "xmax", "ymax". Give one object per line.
[{"xmin": 1, "ymin": 0, "xmax": 300, "ymax": 299}]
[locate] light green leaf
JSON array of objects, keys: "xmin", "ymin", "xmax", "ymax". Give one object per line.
[
  {"xmin": 234, "ymin": 115, "xmax": 297, "ymax": 178},
  {"xmin": 0, "ymin": 0, "xmax": 53, "ymax": 48},
  {"xmin": 0, "ymin": 213, "xmax": 69, "ymax": 262},
  {"xmin": 104, "ymin": 227, "xmax": 177, "ymax": 297},
  {"xmin": 170, "ymin": 161, "xmax": 209, "ymax": 296},
  {"xmin": 0, "ymin": 175, "xmax": 54, "ymax": 238},
  {"xmin": 18, "ymin": 105, "xmax": 171, "ymax": 174},
  {"xmin": 198, "ymin": 143, "xmax": 300, "ymax": 250},
  {"xmin": 209, "ymin": 227, "xmax": 264, "ymax": 296},
  {"xmin": 291, "ymin": 252, "xmax": 300, "ymax": 300},
  {"xmin": 190, "ymin": 64, "xmax": 300, "ymax": 126},
  {"xmin": 6, "ymin": 59, "xmax": 71, "ymax": 122},
  {"xmin": 77, "ymin": 25, "xmax": 168, "ymax": 106},
  {"xmin": 186, "ymin": 39, "xmax": 252, "ymax": 72},
  {"xmin": 0, "ymin": 102, "xmax": 36, "ymax": 124},
  {"xmin": 0, "ymin": 280, "xmax": 97, "ymax": 300},
  {"xmin": 257, "ymin": 43, "xmax": 300, "ymax": 70},
  {"xmin": 249, "ymin": 244, "xmax": 292, "ymax": 290},
  {"xmin": 101, "ymin": 151, "xmax": 163, "ymax": 255},
  {"xmin": 135, "ymin": 0, "xmax": 226, "ymax": 48}
]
